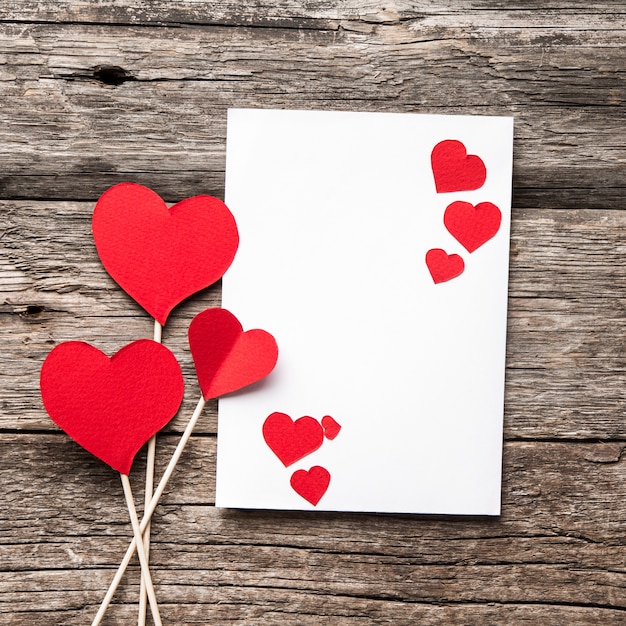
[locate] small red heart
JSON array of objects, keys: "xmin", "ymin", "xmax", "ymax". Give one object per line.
[
  {"xmin": 444, "ymin": 201, "xmax": 502, "ymax": 253},
  {"xmin": 188, "ymin": 308, "xmax": 278, "ymax": 400},
  {"xmin": 262, "ymin": 412, "xmax": 324, "ymax": 467},
  {"xmin": 290, "ymin": 466, "xmax": 331, "ymax": 506},
  {"xmin": 93, "ymin": 183, "xmax": 239, "ymax": 325},
  {"xmin": 425, "ymin": 249, "xmax": 465, "ymax": 284},
  {"xmin": 431, "ymin": 140, "xmax": 486, "ymax": 193},
  {"xmin": 321, "ymin": 415, "xmax": 341, "ymax": 440},
  {"xmin": 40, "ymin": 340, "xmax": 184, "ymax": 475}
]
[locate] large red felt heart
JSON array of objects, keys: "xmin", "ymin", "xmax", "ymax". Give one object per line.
[
  {"xmin": 444, "ymin": 201, "xmax": 502, "ymax": 253},
  {"xmin": 425, "ymin": 248, "xmax": 465, "ymax": 284},
  {"xmin": 290, "ymin": 466, "xmax": 331, "ymax": 506},
  {"xmin": 92, "ymin": 183, "xmax": 239, "ymax": 325},
  {"xmin": 431, "ymin": 140, "xmax": 486, "ymax": 193},
  {"xmin": 40, "ymin": 340, "xmax": 184, "ymax": 475},
  {"xmin": 262, "ymin": 412, "xmax": 324, "ymax": 467},
  {"xmin": 188, "ymin": 308, "xmax": 278, "ymax": 400}
]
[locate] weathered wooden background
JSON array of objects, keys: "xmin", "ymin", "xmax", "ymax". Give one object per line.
[{"xmin": 1, "ymin": 1, "xmax": 624, "ymax": 624}]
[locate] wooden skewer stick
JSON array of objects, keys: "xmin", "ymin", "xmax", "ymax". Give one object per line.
[
  {"xmin": 120, "ymin": 473, "xmax": 162, "ymax": 626},
  {"xmin": 92, "ymin": 396, "xmax": 207, "ymax": 626},
  {"xmin": 138, "ymin": 319, "xmax": 162, "ymax": 626}
]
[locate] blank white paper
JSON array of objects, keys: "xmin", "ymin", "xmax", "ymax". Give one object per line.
[{"xmin": 217, "ymin": 108, "xmax": 513, "ymax": 515}]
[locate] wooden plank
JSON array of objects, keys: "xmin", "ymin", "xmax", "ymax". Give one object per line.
[
  {"xmin": 0, "ymin": 434, "xmax": 624, "ymax": 624},
  {"xmin": 3, "ymin": 306, "xmax": 624, "ymax": 438},
  {"xmin": 0, "ymin": 1, "xmax": 623, "ymax": 28},
  {"xmin": 0, "ymin": 21, "xmax": 623, "ymax": 207},
  {"xmin": 2, "ymin": 202, "xmax": 624, "ymax": 437},
  {"xmin": 4, "ymin": 594, "xmax": 625, "ymax": 626},
  {"xmin": 2, "ymin": 435, "xmax": 624, "ymax": 540}
]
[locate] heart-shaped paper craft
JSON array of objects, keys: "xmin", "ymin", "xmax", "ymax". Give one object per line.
[
  {"xmin": 290, "ymin": 466, "xmax": 331, "ymax": 506},
  {"xmin": 40, "ymin": 339, "xmax": 184, "ymax": 475},
  {"xmin": 426, "ymin": 248, "xmax": 465, "ymax": 284},
  {"xmin": 444, "ymin": 201, "xmax": 502, "ymax": 253},
  {"xmin": 189, "ymin": 308, "xmax": 278, "ymax": 400},
  {"xmin": 262, "ymin": 412, "xmax": 324, "ymax": 467},
  {"xmin": 431, "ymin": 140, "xmax": 486, "ymax": 193},
  {"xmin": 92, "ymin": 183, "xmax": 239, "ymax": 325},
  {"xmin": 321, "ymin": 415, "xmax": 341, "ymax": 440}
]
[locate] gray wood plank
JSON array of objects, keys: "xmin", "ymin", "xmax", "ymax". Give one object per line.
[
  {"xmin": 0, "ymin": 1, "xmax": 623, "ymax": 28},
  {"xmin": 0, "ymin": 19, "xmax": 623, "ymax": 207},
  {"xmin": 4, "ymin": 596, "xmax": 625, "ymax": 626},
  {"xmin": 2, "ymin": 202, "xmax": 624, "ymax": 437},
  {"xmin": 0, "ymin": 434, "xmax": 624, "ymax": 623}
]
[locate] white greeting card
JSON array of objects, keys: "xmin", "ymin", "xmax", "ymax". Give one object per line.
[{"xmin": 216, "ymin": 108, "xmax": 513, "ymax": 515}]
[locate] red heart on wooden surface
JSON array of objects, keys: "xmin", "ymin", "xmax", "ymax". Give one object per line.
[
  {"xmin": 40, "ymin": 340, "xmax": 184, "ymax": 475},
  {"xmin": 189, "ymin": 308, "xmax": 278, "ymax": 400},
  {"xmin": 321, "ymin": 415, "xmax": 341, "ymax": 440},
  {"xmin": 425, "ymin": 249, "xmax": 465, "ymax": 284},
  {"xmin": 431, "ymin": 140, "xmax": 486, "ymax": 193},
  {"xmin": 262, "ymin": 412, "xmax": 324, "ymax": 467},
  {"xmin": 444, "ymin": 201, "xmax": 502, "ymax": 252},
  {"xmin": 92, "ymin": 183, "xmax": 239, "ymax": 325},
  {"xmin": 290, "ymin": 466, "xmax": 331, "ymax": 506}
]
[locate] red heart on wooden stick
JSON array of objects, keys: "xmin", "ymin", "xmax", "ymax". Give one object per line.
[
  {"xmin": 40, "ymin": 340, "xmax": 184, "ymax": 475},
  {"xmin": 431, "ymin": 140, "xmax": 486, "ymax": 193},
  {"xmin": 262, "ymin": 412, "xmax": 324, "ymax": 467},
  {"xmin": 290, "ymin": 466, "xmax": 331, "ymax": 506},
  {"xmin": 444, "ymin": 201, "xmax": 502, "ymax": 253},
  {"xmin": 425, "ymin": 249, "xmax": 465, "ymax": 284},
  {"xmin": 189, "ymin": 308, "xmax": 278, "ymax": 400},
  {"xmin": 92, "ymin": 183, "xmax": 239, "ymax": 325}
]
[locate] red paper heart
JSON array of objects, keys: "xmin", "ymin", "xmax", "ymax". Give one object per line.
[
  {"xmin": 444, "ymin": 201, "xmax": 502, "ymax": 253},
  {"xmin": 321, "ymin": 415, "xmax": 341, "ymax": 440},
  {"xmin": 92, "ymin": 183, "xmax": 239, "ymax": 325},
  {"xmin": 425, "ymin": 249, "xmax": 465, "ymax": 284},
  {"xmin": 40, "ymin": 340, "xmax": 184, "ymax": 475},
  {"xmin": 290, "ymin": 466, "xmax": 331, "ymax": 506},
  {"xmin": 431, "ymin": 140, "xmax": 486, "ymax": 193},
  {"xmin": 262, "ymin": 412, "xmax": 324, "ymax": 467},
  {"xmin": 188, "ymin": 308, "xmax": 278, "ymax": 400}
]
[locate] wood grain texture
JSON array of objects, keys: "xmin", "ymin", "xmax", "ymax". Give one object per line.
[
  {"xmin": 0, "ymin": 5, "xmax": 624, "ymax": 208},
  {"xmin": 1, "ymin": 435, "xmax": 625, "ymax": 624},
  {"xmin": 2, "ymin": 202, "xmax": 624, "ymax": 438},
  {"xmin": 0, "ymin": 2, "xmax": 624, "ymax": 624}
]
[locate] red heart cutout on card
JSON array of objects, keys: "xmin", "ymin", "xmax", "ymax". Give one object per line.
[
  {"xmin": 262, "ymin": 412, "xmax": 324, "ymax": 467},
  {"xmin": 444, "ymin": 201, "xmax": 502, "ymax": 252},
  {"xmin": 189, "ymin": 308, "xmax": 278, "ymax": 400},
  {"xmin": 93, "ymin": 183, "xmax": 239, "ymax": 325},
  {"xmin": 321, "ymin": 415, "xmax": 341, "ymax": 440},
  {"xmin": 431, "ymin": 140, "xmax": 486, "ymax": 193},
  {"xmin": 425, "ymin": 249, "xmax": 465, "ymax": 284},
  {"xmin": 290, "ymin": 466, "xmax": 331, "ymax": 506},
  {"xmin": 40, "ymin": 340, "xmax": 184, "ymax": 475}
]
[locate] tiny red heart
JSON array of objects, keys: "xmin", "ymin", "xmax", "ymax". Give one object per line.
[
  {"xmin": 262, "ymin": 412, "xmax": 324, "ymax": 467},
  {"xmin": 444, "ymin": 201, "xmax": 502, "ymax": 253},
  {"xmin": 321, "ymin": 415, "xmax": 341, "ymax": 440},
  {"xmin": 189, "ymin": 308, "xmax": 278, "ymax": 400},
  {"xmin": 93, "ymin": 183, "xmax": 239, "ymax": 325},
  {"xmin": 40, "ymin": 340, "xmax": 184, "ymax": 475},
  {"xmin": 290, "ymin": 466, "xmax": 331, "ymax": 506},
  {"xmin": 431, "ymin": 140, "xmax": 486, "ymax": 193},
  {"xmin": 425, "ymin": 249, "xmax": 465, "ymax": 284}
]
